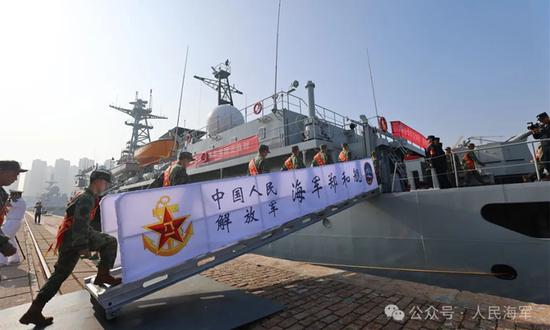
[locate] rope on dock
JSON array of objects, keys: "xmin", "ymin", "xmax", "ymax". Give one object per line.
[{"xmin": 310, "ymin": 261, "xmax": 508, "ymax": 277}]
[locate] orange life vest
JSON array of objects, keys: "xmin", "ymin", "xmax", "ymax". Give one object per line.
[
  {"xmin": 313, "ymin": 152, "xmax": 327, "ymax": 166},
  {"xmin": 338, "ymin": 150, "xmax": 349, "ymax": 162},
  {"xmin": 47, "ymin": 193, "xmax": 99, "ymax": 255},
  {"xmin": 249, "ymin": 158, "xmax": 259, "ymax": 176},
  {"xmin": 463, "ymin": 152, "xmax": 475, "ymax": 170},
  {"xmin": 284, "ymin": 156, "xmax": 295, "ymax": 170},
  {"xmin": 163, "ymin": 161, "xmax": 177, "ymax": 187}
]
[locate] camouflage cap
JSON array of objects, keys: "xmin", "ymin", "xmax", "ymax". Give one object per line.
[
  {"xmin": 0, "ymin": 161, "xmax": 27, "ymax": 172},
  {"xmin": 320, "ymin": 144, "xmax": 328, "ymax": 150},
  {"xmin": 537, "ymin": 112, "xmax": 549, "ymax": 120},
  {"xmin": 90, "ymin": 169, "xmax": 112, "ymax": 183},
  {"xmin": 178, "ymin": 151, "xmax": 195, "ymax": 161},
  {"xmin": 291, "ymin": 145, "xmax": 299, "ymax": 152},
  {"xmin": 259, "ymin": 144, "xmax": 270, "ymax": 153}
]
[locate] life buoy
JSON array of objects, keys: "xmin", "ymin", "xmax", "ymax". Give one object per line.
[
  {"xmin": 253, "ymin": 102, "xmax": 263, "ymax": 115},
  {"xmin": 200, "ymin": 153, "xmax": 209, "ymax": 162},
  {"xmin": 378, "ymin": 116, "xmax": 388, "ymax": 132}
]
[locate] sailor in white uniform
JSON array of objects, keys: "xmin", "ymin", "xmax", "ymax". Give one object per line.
[{"xmin": 0, "ymin": 190, "xmax": 26, "ymax": 265}]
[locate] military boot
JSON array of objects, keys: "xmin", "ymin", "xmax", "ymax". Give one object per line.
[
  {"xmin": 19, "ymin": 299, "xmax": 54, "ymax": 326},
  {"xmin": 93, "ymin": 265, "xmax": 122, "ymax": 286}
]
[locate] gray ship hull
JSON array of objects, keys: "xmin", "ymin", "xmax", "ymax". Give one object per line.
[{"xmin": 258, "ymin": 182, "xmax": 550, "ymax": 304}]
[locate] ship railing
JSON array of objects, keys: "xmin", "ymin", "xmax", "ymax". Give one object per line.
[
  {"xmin": 186, "ymin": 92, "xmax": 352, "ymax": 146},
  {"xmin": 240, "ymin": 92, "xmax": 349, "ymax": 129},
  {"xmin": 387, "ymin": 138, "xmax": 547, "ymax": 192},
  {"xmin": 258, "ymin": 114, "xmax": 353, "ymax": 148}
]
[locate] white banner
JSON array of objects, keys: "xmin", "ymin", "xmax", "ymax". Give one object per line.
[{"xmin": 101, "ymin": 158, "xmax": 378, "ymax": 283}]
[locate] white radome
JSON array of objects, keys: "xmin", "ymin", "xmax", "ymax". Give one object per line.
[{"xmin": 206, "ymin": 104, "xmax": 244, "ymax": 135}]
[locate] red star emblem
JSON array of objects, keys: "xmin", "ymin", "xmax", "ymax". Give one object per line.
[{"xmin": 145, "ymin": 208, "xmax": 190, "ymax": 250}]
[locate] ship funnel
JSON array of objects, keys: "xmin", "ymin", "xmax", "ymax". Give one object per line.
[{"xmin": 305, "ymin": 81, "xmax": 316, "ymax": 118}]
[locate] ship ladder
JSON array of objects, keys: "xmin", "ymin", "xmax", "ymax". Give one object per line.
[{"xmin": 85, "ymin": 188, "xmax": 381, "ymax": 320}]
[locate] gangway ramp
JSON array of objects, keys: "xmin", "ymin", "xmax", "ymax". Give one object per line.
[{"xmin": 88, "ymin": 158, "xmax": 379, "ymax": 319}]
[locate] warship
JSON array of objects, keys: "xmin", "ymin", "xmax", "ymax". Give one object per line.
[
  {"xmin": 106, "ymin": 60, "xmax": 548, "ymax": 304},
  {"xmin": 34, "ymin": 178, "xmax": 69, "ymax": 216}
]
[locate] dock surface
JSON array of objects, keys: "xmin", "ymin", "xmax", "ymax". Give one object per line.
[{"xmin": 2, "ymin": 213, "xmax": 550, "ymax": 329}]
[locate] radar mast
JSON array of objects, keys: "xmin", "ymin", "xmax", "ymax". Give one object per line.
[
  {"xmin": 194, "ymin": 60, "xmax": 243, "ymax": 106},
  {"xmin": 109, "ymin": 91, "xmax": 168, "ymax": 161}
]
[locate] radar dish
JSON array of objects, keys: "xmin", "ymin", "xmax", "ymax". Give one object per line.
[{"xmin": 206, "ymin": 104, "xmax": 244, "ymax": 135}]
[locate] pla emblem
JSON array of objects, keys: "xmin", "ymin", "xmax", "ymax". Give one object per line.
[
  {"xmin": 364, "ymin": 162, "xmax": 374, "ymax": 185},
  {"xmin": 142, "ymin": 196, "xmax": 193, "ymax": 256}
]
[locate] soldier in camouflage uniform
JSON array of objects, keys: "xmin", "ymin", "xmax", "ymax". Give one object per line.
[
  {"xmin": 0, "ymin": 161, "xmax": 26, "ymax": 258},
  {"xmin": 311, "ymin": 144, "xmax": 332, "ymax": 167},
  {"xmin": 281, "ymin": 145, "xmax": 305, "ymax": 171},
  {"xmin": 462, "ymin": 143, "xmax": 487, "ymax": 186},
  {"xmin": 248, "ymin": 144, "xmax": 270, "ymax": 175},
  {"xmin": 20, "ymin": 169, "xmax": 121, "ymax": 327},
  {"xmin": 164, "ymin": 151, "xmax": 194, "ymax": 186},
  {"xmin": 338, "ymin": 143, "xmax": 352, "ymax": 162}
]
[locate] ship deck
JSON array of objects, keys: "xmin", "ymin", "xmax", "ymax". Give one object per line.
[{"xmin": 1, "ymin": 213, "xmax": 550, "ymax": 329}]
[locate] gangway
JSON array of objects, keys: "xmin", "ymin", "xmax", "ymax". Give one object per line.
[{"xmin": 85, "ymin": 158, "xmax": 380, "ymax": 319}]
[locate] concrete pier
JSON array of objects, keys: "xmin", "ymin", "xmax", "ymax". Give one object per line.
[{"xmin": 1, "ymin": 213, "xmax": 550, "ymax": 329}]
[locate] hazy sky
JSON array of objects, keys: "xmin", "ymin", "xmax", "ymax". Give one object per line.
[{"xmin": 2, "ymin": 0, "xmax": 548, "ymax": 170}]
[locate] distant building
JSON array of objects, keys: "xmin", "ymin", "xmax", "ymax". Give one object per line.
[
  {"xmin": 103, "ymin": 159, "xmax": 116, "ymax": 170},
  {"xmin": 22, "ymin": 158, "xmax": 95, "ymax": 201},
  {"xmin": 23, "ymin": 159, "xmax": 48, "ymax": 199},
  {"xmin": 46, "ymin": 166, "xmax": 54, "ymax": 185},
  {"xmin": 69, "ymin": 165, "xmax": 79, "ymax": 190},
  {"xmin": 53, "ymin": 158, "xmax": 73, "ymax": 195},
  {"xmin": 78, "ymin": 158, "xmax": 95, "ymax": 171}
]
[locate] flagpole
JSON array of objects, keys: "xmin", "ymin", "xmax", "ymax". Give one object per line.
[
  {"xmin": 174, "ymin": 46, "xmax": 190, "ymax": 152},
  {"xmin": 366, "ymin": 48, "xmax": 379, "ymax": 119},
  {"xmin": 273, "ymin": 0, "xmax": 282, "ymax": 109}
]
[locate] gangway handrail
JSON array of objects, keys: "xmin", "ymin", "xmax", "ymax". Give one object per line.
[
  {"xmin": 451, "ymin": 137, "xmax": 545, "ymax": 153},
  {"xmin": 388, "ymin": 138, "xmax": 546, "ymax": 191},
  {"xmin": 85, "ymin": 188, "xmax": 380, "ymax": 319},
  {"xmin": 395, "ymin": 160, "xmax": 544, "ymax": 184}
]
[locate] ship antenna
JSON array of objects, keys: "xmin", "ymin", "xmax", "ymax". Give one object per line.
[
  {"xmin": 366, "ymin": 48, "xmax": 380, "ymax": 119},
  {"xmin": 174, "ymin": 46, "xmax": 190, "ymax": 151},
  {"xmin": 273, "ymin": 0, "xmax": 282, "ymax": 108}
]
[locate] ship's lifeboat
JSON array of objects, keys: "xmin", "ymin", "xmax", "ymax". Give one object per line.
[{"xmin": 134, "ymin": 139, "xmax": 177, "ymax": 167}]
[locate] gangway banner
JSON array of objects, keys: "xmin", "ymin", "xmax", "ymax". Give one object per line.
[{"xmin": 101, "ymin": 158, "xmax": 378, "ymax": 283}]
